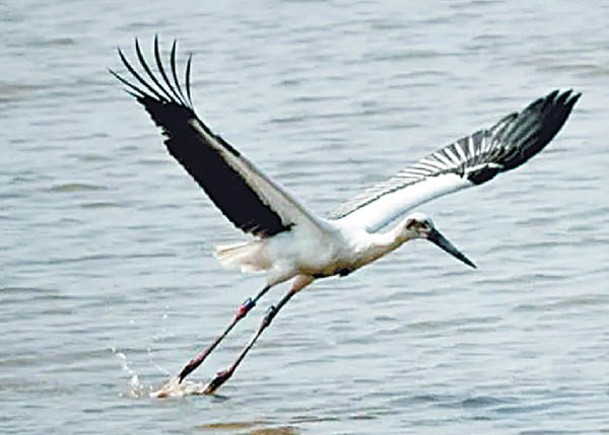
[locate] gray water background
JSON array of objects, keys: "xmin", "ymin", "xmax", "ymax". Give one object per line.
[{"xmin": 2, "ymin": 1, "xmax": 609, "ymax": 433}]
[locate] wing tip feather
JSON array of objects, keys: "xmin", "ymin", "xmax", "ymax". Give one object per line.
[{"xmin": 111, "ymin": 37, "xmax": 197, "ymax": 113}]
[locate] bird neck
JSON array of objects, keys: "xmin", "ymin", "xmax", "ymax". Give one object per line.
[{"xmin": 362, "ymin": 223, "xmax": 413, "ymax": 263}]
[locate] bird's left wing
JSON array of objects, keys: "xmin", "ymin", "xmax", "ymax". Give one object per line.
[
  {"xmin": 330, "ymin": 90, "xmax": 580, "ymax": 232},
  {"xmin": 111, "ymin": 38, "xmax": 325, "ymax": 238}
]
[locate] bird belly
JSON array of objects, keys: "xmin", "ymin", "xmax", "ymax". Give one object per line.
[
  {"xmin": 265, "ymin": 230, "xmax": 348, "ymax": 278},
  {"xmin": 298, "ymin": 243, "xmax": 360, "ymax": 279}
]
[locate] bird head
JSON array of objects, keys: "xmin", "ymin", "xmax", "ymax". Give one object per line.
[{"xmin": 401, "ymin": 212, "xmax": 476, "ymax": 269}]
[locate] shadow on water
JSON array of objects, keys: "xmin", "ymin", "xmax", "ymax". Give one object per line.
[{"xmin": 198, "ymin": 421, "xmax": 299, "ymax": 434}]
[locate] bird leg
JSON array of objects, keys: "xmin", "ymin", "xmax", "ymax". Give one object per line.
[
  {"xmin": 176, "ymin": 284, "xmax": 272, "ymax": 383},
  {"xmin": 203, "ymin": 278, "xmax": 310, "ymax": 395}
]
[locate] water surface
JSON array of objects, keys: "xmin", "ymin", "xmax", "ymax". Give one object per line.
[{"xmin": 2, "ymin": 1, "xmax": 609, "ymax": 433}]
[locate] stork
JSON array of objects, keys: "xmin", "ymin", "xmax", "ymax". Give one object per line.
[{"xmin": 111, "ymin": 37, "xmax": 580, "ymax": 395}]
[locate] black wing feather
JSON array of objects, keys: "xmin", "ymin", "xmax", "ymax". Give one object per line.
[{"xmin": 112, "ymin": 38, "xmax": 291, "ymax": 237}]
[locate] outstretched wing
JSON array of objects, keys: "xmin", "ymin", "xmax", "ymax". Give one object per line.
[
  {"xmin": 331, "ymin": 90, "xmax": 580, "ymax": 232},
  {"xmin": 111, "ymin": 37, "xmax": 324, "ymax": 238}
]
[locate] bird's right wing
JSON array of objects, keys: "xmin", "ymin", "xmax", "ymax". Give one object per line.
[
  {"xmin": 111, "ymin": 38, "xmax": 326, "ymax": 238},
  {"xmin": 330, "ymin": 90, "xmax": 580, "ymax": 232}
]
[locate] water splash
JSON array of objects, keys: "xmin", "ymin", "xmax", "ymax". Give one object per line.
[
  {"xmin": 112, "ymin": 347, "xmax": 152, "ymax": 398},
  {"xmin": 111, "ymin": 346, "xmax": 208, "ymax": 398},
  {"xmin": 150, "ymin": 376, "xmax": 207, "ymax": 398}
]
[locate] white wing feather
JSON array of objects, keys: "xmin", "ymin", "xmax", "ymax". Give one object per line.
[{"xmin": 330, "ymin": 90, "xmax": 580, "ymax": 232}]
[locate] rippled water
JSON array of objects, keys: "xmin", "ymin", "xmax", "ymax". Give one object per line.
[{"xmin": 2, "ymin": 1, "xmax": 609, "ymax": 433}]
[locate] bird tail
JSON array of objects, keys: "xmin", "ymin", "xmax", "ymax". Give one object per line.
[{"xmin": 214, "ymin": 241, "xmax": 270, "ymax": 273}]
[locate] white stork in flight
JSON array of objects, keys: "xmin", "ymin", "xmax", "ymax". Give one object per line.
[{"xmin": 111, "ymin": 37, "xmax": 580, "ymax": 395}]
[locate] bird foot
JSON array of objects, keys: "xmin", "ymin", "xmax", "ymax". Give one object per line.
[
  {"xmin": 150, "ymin": 376, "xmax": 188, "ymax": 398},
  {"xmin": 203, "ymin": 369, "xmax": 233, "ymax": 395}
]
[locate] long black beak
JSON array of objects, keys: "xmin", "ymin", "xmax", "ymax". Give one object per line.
[{"xmin": 426, "ymin": 228, "xmax": 476, "ymax": 269}]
